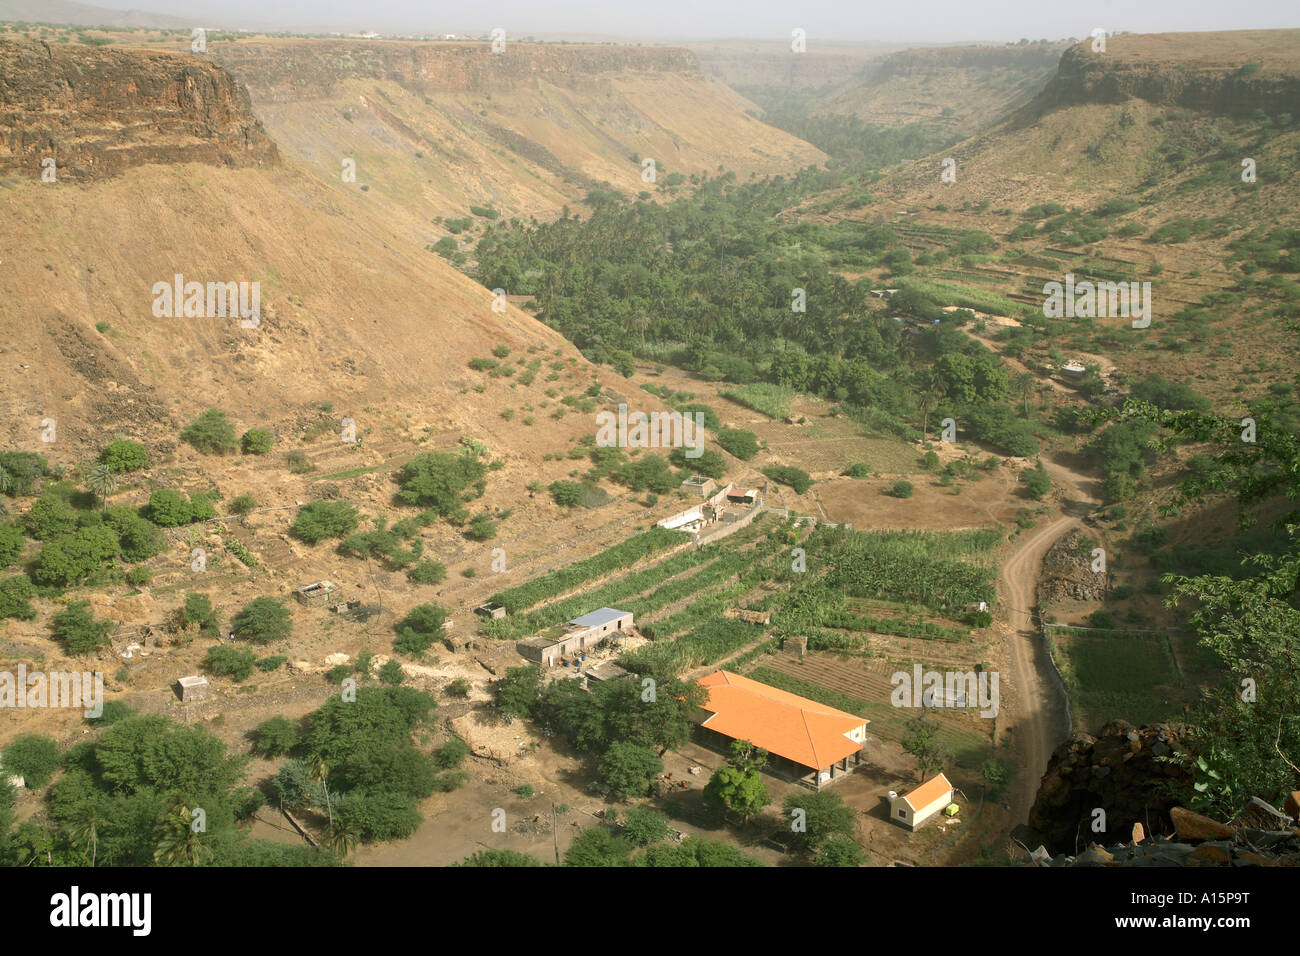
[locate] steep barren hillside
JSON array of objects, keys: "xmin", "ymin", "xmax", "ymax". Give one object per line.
[
  {"xmin": 0, "ymin": 38, "xmax": 278, "ymax": 180},
  {"xmin": 815, "ymin": 42, "xmax": 1067, "ymax": 137},
  {"xmin": 204, "ymin": 38, "xmax": 825, "ymax": 227},
  {"xmin": 0, "ymin": 39, "xmax": 669, "ymax": 470}
]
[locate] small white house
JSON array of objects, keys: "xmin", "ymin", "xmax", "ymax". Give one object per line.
[{"xmin": 889, "ymin": 773, "xmax": 955, "ymax": 830}]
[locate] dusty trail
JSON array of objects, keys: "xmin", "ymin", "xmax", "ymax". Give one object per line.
[{"xmin": 996, "ymin": 458, "xmax": 1099, "ymax": 831}]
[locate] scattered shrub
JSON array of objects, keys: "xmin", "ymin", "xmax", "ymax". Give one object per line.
[
  {"xmin": 99, "ymin": 439, "xmax": 149, "ymax": 473},
  {"xmin": 206, "ymin": 645, "xmax": 257, "ymax": 681},
  {"xmin": 241, "ymin": 428, "xmax": 275, "ymax": 455},
  {"xmin": 52, "ymin": 600, "xmax": 114, "ymax": 654},
  {"xmin": 181, "ymin": 409, "xmax": 238, "ymax": 454},
  {"xmin": 232, "ymin": 597, "xmax": 292, "ymax": 644}
]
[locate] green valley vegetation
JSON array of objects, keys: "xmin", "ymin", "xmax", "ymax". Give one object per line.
[
  {"xmin": 1109, "ymin": 341, "xmax": 1300, "ymax": 816},
  {"xmin": 274, "ymin": 686, "xmax": 456, "ymax": 844},
  {"xmin": 1, "ymin": 713, "xmax": 338, "ymax": 866},
  {"xmin": 470, "ymin": 169, "xmax": 1049, "ymax": 458}
]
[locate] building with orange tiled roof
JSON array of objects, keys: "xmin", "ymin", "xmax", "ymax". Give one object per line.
[
  {"xmin": 695, "ymin": 670, "xmax": 869, "ymax": 789},
  {"xmin": 889, "ymin": 773, "xmax": 956, "ymax": 830}
]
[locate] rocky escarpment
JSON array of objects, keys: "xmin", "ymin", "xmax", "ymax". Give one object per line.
[
  {"xmin": 1021, "ymin": 720, "xmax": 1196, "ymax": 855},
  {"xmin": 213, "ymin": 40, "xmax": 702, "ymax": 103},
  {"xmin": 0, "ymin": 39, "xmax": 279, "ymax": 181},
  {"xmin": 862, "ymin": 42, "xmax": 1064, "ymax": 82},
  {"xmin": 1036, "ymin": 29, "xmax": 1300, "ymax": 117}
]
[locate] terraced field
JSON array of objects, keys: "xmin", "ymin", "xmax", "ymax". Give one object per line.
[{"xmin": 1047, "ymin": 626, "xmax": 1218, "ymax": 733}]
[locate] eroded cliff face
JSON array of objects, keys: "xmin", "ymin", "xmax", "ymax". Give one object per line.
[
  {"xmin": 863, "ymin": 43, "xmax": 1065, "ymax": 82},
  {"xmin": 213, "ymin": 40, "xmax": 702, "ymax": 102},
  {"xmin": 0, "ymin": 39, "xmax": 279, "ymax": 181},
  {"xmin": 1038, "ymin": 30, "xmax": 1300, "ymax": 117}
]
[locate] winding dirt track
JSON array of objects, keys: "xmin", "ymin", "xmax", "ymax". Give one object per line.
[{"xmin": 996, "ymin": 459, "xmax": 1099, "ymax": 829}]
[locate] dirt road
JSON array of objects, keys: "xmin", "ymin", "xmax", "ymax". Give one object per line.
[{"xmin": 996, "ymin": 458, "xmax": 1099, "ymax": 830}]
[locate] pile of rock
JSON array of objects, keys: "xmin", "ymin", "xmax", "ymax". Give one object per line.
[
  {"xmin": 1038, "ymin": 529, "xmax": 1107, "ymax": 603},
  {"xmin": 1021, "ymin": 801, "xmax": 1300, "ymax": 867},
  {"xmin": 1025, "ymin": 720, "xmax": 1195, "ymax": 854}
]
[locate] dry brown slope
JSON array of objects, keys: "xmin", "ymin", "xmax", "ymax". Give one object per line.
[
  {"xmin": 0, "ymin": 158, "xmax": 590, "ymax": 457},
  {"xmin": 208, "ymin": 38, "xmax": 827, "ymax": 224},
  {"xmin": 815, "ymin": 42, "xmax": 1066, "ymax": 137}
]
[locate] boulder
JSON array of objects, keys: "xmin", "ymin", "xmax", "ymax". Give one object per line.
[{"xmin": 1170, "ymin": 807, "xmax": 1235, "ymax": 842}]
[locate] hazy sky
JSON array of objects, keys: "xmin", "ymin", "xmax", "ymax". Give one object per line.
[{"xmin": 89, "ymin": 0, "xmax": 1300, "ymax": 43}]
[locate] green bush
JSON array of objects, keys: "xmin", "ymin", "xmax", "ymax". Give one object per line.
[
  {"xmin": 86, "ymin": 700, "xmax": 134, "ymax": 726},
  {"xmin": 407, "ymin": 559, "xmax": 447, "ymax": 585},
  {"xmin": 514, "ymin": 783, "xmax": 534, "ymax": 798},
  {"xmin": 146, "ymin": 489, "xmax": 195, "ymax": 527},
  {"xmin": 1022, "ymin": 461, "xmax": 1051, "ymax": 500},
  {"xmin": 25, "ymin": 492, "xmax": 78, "ymax": 540},
  {"xmin": 229, "ymin": 494, "xmax": 257, "ymax": 516},
  {"xmin": 257, "ymin": 655, "xmax": 288, "ymax": 672},
  {"xmin": 464, "ymin": 514, "xmax": 497, "ymax": 541},
  {"xmin": 181, "ymin": 408, "xmax": 239, "ymax": 454},
  {"xmin": 207, "ymin": 645, "xmax": 257, "ymax": 681},
  {"xmin": 396, "ymin": 451, "xmax": 487, "ymax": 517},
  {"xmin": 2, "ymin": 734, "xmax": 61, "ymax": 788},
  {"xmin": 844, "ymin": 463, "xmax": 872, "ymax": 479},
  {"xmin": 715, "ymin": 428, "xmax": 759, "ymax": 461},
  {"xmin": 241, "ymin": 429, "xmax": 275, "ymax": 455},
  {"xmin": 180, "ymin": 592, "xmax": 221, "ymax": 637},
  {"xmin": 1088, "ymin": 609, "xmax": 1117, "ymax": 629},
  {"xmin": 125, "ymin": 565, "xmax": 153, "ymax": 587},
  {"xmin": 0, "ymin": 575, "xmax": 37, "ymax": 620},
  {"xmin": 395, "ymin": 603, "xmax": 447, "ymax": 656},
  {"xmin": 99, "ymin": 439, "xmax": 149, "ymax": 473},
  {"xmin": 291, "ymin": 501, "xmax": 359, "ymax": 545},
  {"xmin": 0, "ymin": 451, "xmax": 49, "ymax": 496},
  {"xmin": 763, "ymin": 466, "xmax": 812, "ymax": 494},
  {"xmin": 886, "ymin": 480, "xmax": 914, "ymax": 499},
  {"xmin": 549, "ymin": 480, "xmax": 586, "ymax": 507},
  {"xmin": 436, "ymin": 737, "xmax": 470, "ymax": 768},
  {"xmin": 621, "ymin": 806, "xmax": 671, "ymax": 846},
  {"xmin": 253, "ymin": 716, "xmax": 300, "ymax": 756},
  {"xmin": 31, "ymin": 526, "xmax": 121, "ymax": 587},
  {"xmin": 108, "ymin": 508, "xmax": 164, "ymax": 562},
  {"xmin": 379, "ymin": 660, "xmax": 406, "ymax": 685},
  {"xmin": 232, "ymin": 597, "xmax": 292, "ymax": 644},
  {"xmin": 325, "ymin": 664, "xmax": 353, "ymax": 684},
  {"xmin": 0, "ymin": 521, "xmax": 26, "ymax": 567},
  {"xmin": 669, "ymin": 448, "xmax": 726, "ymax": 479}
]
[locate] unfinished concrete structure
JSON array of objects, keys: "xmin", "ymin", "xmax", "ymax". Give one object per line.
[
  {"xmin": 516, "ymin": 608, "xmax": 634, "ymax": 666},
  {"xmin": 176, "ymin": 675, "xmax": 211, "ymax": 702},
  {"xmin": 294, "ymin": 581, "xmax": 335, "ymax": 606}
]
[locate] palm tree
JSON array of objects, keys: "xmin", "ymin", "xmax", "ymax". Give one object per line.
[
  {"xmin": 1013, "ymin": 372, "xmax": 1036, "ymax": 418},
  {"xmin": 153, "ymin": 797, "xmax": 209, "ymax": 867},
  {"xmin": 84, "ymin": 464, "xmax": 118, "ymax": 511},
  {"xmin": 631, "ymin": 315, "xmax": 651, "ymax": 352},
  {"xmin": 307, "ymin": 754, "xmax": 333, "ymax": 830},
  {"xmin": 913, "ymin": 369, "xmax": 947, "ymax": 441},
  {"xmin": 326, "ymin": 820, "xmax": 360, "ymax": 858},
  {"xmin": 66, "ymin": 807, "xmax": 102, "ymax": 867}
]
